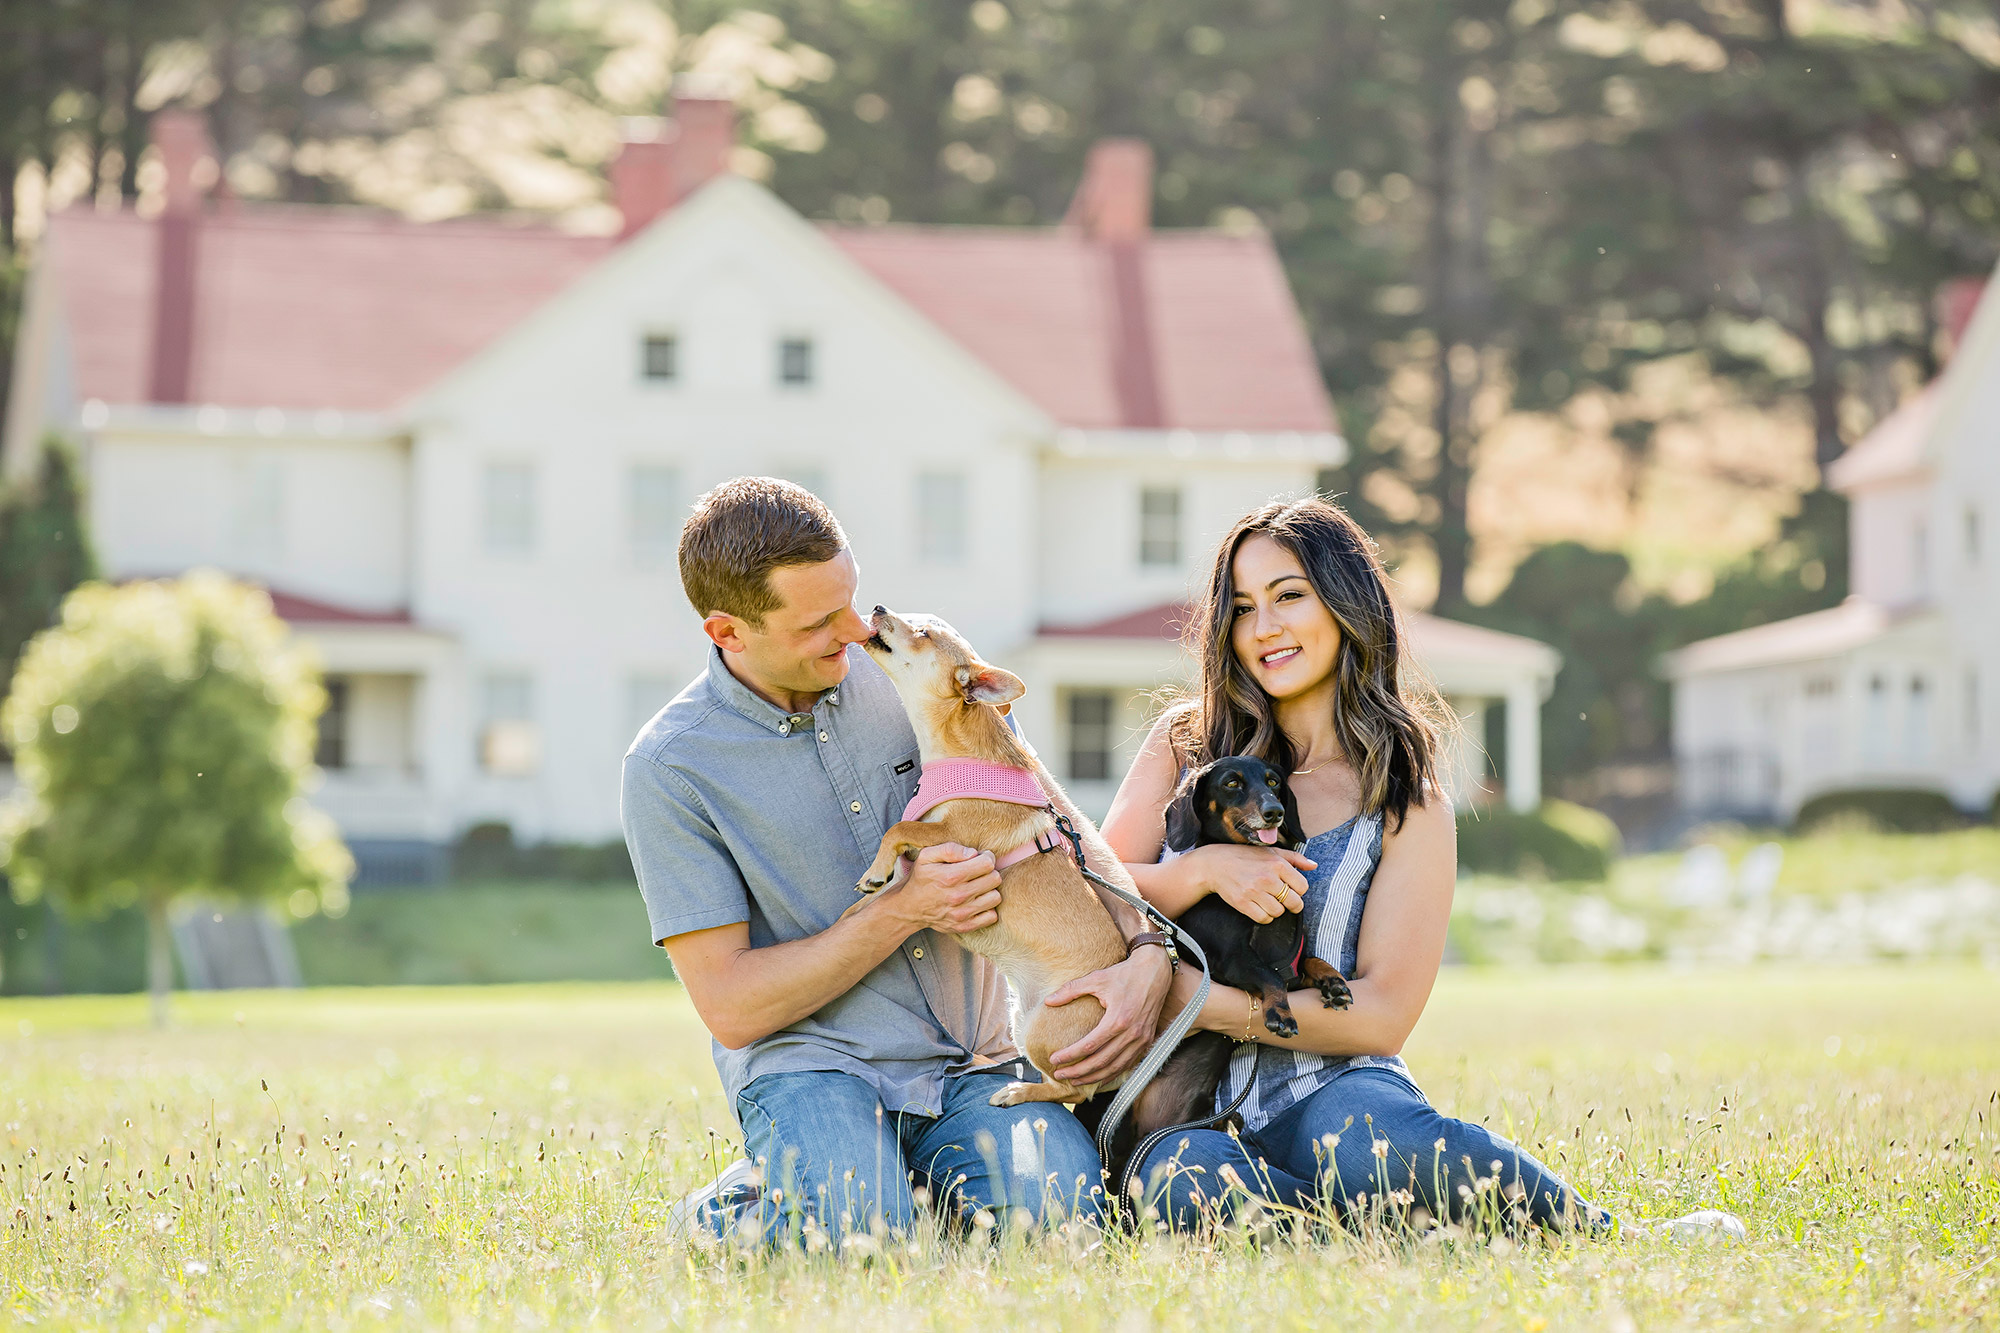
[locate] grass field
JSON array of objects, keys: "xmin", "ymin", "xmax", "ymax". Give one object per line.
[{"xmin": 3, "ymin": 967, "xmax": 1997, "ymax": 1330}]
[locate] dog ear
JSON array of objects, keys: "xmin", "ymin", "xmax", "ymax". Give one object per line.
[
  {"xmin": 1279, "ymin": 773, "xmax": 1308, "ymax": 851},
  {"xmin": 956, "ymin": 663, "xmax": 1025, "ymax": 705},
  {"xmin": 1163, "ymin": 772, "xmax": 1202, "ymax": 854}
]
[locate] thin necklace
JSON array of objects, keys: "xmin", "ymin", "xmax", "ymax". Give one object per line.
[{"xmin": 1293, "ymin": 751, "xmax": 1339, "ymax": 776}]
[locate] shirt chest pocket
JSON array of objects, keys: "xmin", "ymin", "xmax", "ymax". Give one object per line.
[{"xmin": 871, "ymin": 749, "xmax": 923, "ymax": 826}]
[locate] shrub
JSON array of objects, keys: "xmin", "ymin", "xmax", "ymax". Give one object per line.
[
  {"xmin": 1455, "ymin": 800, "xmax": 1621, "ymax": 882},
  {"xmin": 451, "ymin": 823, "xmax": 633, "ymax": 883},
  {"xmin": 1794, "ymin": 788, "xmax": 1965, "ymax": 835}
]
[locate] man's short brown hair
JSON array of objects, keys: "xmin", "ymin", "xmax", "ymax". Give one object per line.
[{"xmin": 678, "ymin": 476, "xmax": 847, "ymax": 625}]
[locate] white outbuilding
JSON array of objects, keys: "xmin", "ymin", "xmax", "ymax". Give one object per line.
[{"xmin": 1665, "ymin": 270, "xmax": 1998, "ymax": 822}]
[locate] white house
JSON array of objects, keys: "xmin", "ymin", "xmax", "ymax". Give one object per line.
[
  {"xmin": 3, "ymin": 94, "xmax": 1559, "ymax": 880},
  {"xmin": 1666, "ymin": 269, "xmax": 1999, "ymax": 821}
]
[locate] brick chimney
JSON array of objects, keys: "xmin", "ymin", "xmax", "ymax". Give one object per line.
[
  {"xmin": 612, "ymin": 83, "xmax": 737, "ymax": 239},
  {"xmin": 1064, "ymin": 139, "xmax": 1153, "ymax": 242},
  {"xmin": 1067, "ymin": 139, "xmax": 1162, "ymax": 427},
  {"xmin": 1938, "ymin": 276, "xmax": 1985, "ymax": 359},
  {"xmin": 148, "ymin": 108, "xmax": 213, "ymax": 404}
]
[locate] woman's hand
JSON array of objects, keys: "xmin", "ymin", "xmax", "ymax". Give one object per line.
[{"xmin": 1182, "ymin": 843, "xmax": 1315, "ymax": 924}]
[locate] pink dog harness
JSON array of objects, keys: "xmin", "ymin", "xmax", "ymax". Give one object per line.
[{"xmin": 903, "ymin": 758, "xmax": 1064, "ymax": 870}]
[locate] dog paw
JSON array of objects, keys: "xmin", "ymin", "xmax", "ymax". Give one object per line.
[
  {"xmin": 1263, "ymin": 1007, "xmax": 1299, "ymax": 1039},
  {"xmin": 988, "ymin": 1083, "xmax": 1032, "ymax": 1108},
  {"xmin": 856, "ymin": 876, "xmax": 886, "ymax": 894},
  {"xmin": 1316, "ymin": 977, "xmax": 1354, "ymax": 1010}
]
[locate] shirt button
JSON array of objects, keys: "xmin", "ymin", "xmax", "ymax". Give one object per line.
[
  {"xmin": 777, "ymin": 721, "xmax": 790, "ymax": 736},
  {"xmin": 819, "ymin": 730, "xmax": 829, "ymax": 742},
  {"xmin": 912, "ymin": 947, "xmax": 924, "ymax": 959},
  {"xmin": 850, "ymin": 801, "xmax": 862, "ymax": 813}
]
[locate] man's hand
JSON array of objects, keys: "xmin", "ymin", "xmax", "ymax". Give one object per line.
[
  {"xmin": 878, "ymin": 843, "xmax": 1003, "ymax": 936},
  {"xmin": 1043, "ymin": 946, "xmax": 1174, "ymax": 1086}
]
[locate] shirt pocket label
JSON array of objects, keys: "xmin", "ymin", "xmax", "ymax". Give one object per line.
[{"xmin": 877, "ymin": 749, "xmax": 923, "ymax": 820}]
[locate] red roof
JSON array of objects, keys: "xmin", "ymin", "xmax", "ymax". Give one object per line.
[
  {"xmin": 827, "ymin": 226, "xmax": 1334, "ymax": 431},
  {"xmin": 1040, "ymin": 601, "xmax": 1195, "ymax": 640},
  {"xmin": 45, "ymin": 198, "xmax": 1334, "ymax": 431},
  {"xmin": 45, "ymin": 206, "xmax": 612, "ymax": 411},
  {"xmin": 265, "ymin": 589, "xmax": 411, "ymax": 625},
  {"xmin": 1826, "ymin": 383, "xmax": 1940, "ymax": 493}
]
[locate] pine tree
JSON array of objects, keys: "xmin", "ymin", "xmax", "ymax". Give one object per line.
[{"xmin": 0, "ymin": 435, "xmax": 99, "ymax": 713}]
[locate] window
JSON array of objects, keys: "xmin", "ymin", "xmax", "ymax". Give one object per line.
[
  {"xmin": 1139, "ymin": 486, "xmax": 1182, "ymax": 567},
  {"xmin": 1907, "ymin": 675, "xmax": 1931, "ymax": 762},
  {"xmin": 1067, "ymin": 690, "xmax": 1115, "ymax": 782},
  {"xmin": 1913, "ymin": 519, "xmax": 1929, "ymax": 593},
  {"xmin": 228, "ymin": 454, "xmax": 285, "ymax": 564},
  {"xmin": 482, "ymin": 463, "xmax": 535, "ymax": 554},
  {"xmin": 916, "ymin": 470, "xmax": 967, "ymax": 563},
  {"xmin": 629, "ymin": 465, "xmax": 682, "ymax": 568},
  {"xmin": 1863, "ymin": 674, "xmax": 1889, "ymax": 768},
  {"xmin": 479, "ymin": 671, "xmax": 538, "ymax": 775},
  {"xmin": 315, "ymin": 677, "xmax": 349, "ymax": 770},
  {"xmin": 778, "ymin": 337, "xmax": 814, "ymax": 386},
  {"xmin": 628, "ymin": 673, "xmax": 678, "ymax": 742},
  {"xmin": 641, "ymin": 334, "xmax": 678, "ymax": 382}
]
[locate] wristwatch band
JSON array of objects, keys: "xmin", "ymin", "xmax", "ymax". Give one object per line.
[{"xmin": 1125, "ymin": 930, "xmax": 1178, "ymax": 973}]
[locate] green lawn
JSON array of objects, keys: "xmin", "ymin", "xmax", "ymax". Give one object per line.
[
  {"xmin": 3, "ymin": 966, "xmax": 1996, "ymax": 1329},
  {"xmin": 294, "ymin": 881, "xmax": 664, "ymax": 986},
  {"xmin": 1, "ymin": 881, "xmax": 663, "ymax": 994}
]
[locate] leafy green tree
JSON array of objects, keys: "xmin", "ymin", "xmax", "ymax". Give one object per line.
[
  {"xmin": 0, "ymin": 434, "xmax": 99, "ymax": 708},
  {"xmin": 0, "ymin": 573, "xmax": 351, "ymax": 1025}
]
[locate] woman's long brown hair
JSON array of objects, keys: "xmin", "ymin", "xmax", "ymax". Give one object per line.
[{"xmin": 1167, "ymin": 497, "xmax": 1448, "ymax": 831}]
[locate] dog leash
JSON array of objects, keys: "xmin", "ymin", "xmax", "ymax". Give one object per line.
[
  {"xmin": 1046, "ymin": 813, "xmax": 1223, "ymax": 1185},
  {"xmin": 1115, "ymin": 1064, "xmax": 1256, "ymax": 1205}
]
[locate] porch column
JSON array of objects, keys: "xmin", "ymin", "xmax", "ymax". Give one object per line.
[{"xmin": 1504, "ymin": 676, "xmax": 1542, "ymax": 813}]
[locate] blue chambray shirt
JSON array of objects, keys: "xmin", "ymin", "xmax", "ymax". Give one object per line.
[{"xmin": 620, "ymin": 644, "xmax": 1016, "ymax": 1117}]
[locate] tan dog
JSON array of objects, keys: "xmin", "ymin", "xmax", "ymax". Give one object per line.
[{"xmin": 857, "ymin": 606, "xmax": 1131, "ymax": 1108}]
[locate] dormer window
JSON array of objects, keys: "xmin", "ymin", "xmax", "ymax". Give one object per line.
[
  {"xmin": 779, "ymin": 337, "xmax": 814, "ymax": 386},
  {"xmin": 642, "ymin": 334, "xmax": 678, "ymax": 382}
]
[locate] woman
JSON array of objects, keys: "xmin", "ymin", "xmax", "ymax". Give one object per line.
[{"xmin": 1104, "ymin": 498, "xmax": 1735, "ymax": 1237}]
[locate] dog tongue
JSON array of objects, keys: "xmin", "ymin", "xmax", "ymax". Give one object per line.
[{"xmin": 1255, "ymin": 828, "xmax": 1282, "ymax": 845}]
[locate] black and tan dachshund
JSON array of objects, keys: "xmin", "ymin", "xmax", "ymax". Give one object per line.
[
  {"xmin": 1165, "ymin": 756, "xmax": 1353, "ymax": 1037},
  {"xmin": 1084, "ymin": 756, "xmax": 1354, "ymax": 1183}
]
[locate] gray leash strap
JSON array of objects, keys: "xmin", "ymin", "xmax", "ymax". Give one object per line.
[
  {"xmin": 1115, "ymin": 1062, "xmax": 1255, "ymax": 1203},
  {"xmin": 1071, "ymin": 861, "xmax": 1213, "ymax": 1170}
]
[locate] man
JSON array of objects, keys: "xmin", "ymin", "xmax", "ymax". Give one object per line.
[{"xmin": 622, "ymin": 476, "xmax": 1173, "ymax": 1244}]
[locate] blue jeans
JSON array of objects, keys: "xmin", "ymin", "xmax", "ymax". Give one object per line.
[
  {"xmin": 1134, "ymin": 1066, "xmax": 1610, "ymax": 1232},
  {"xmin": 734, "ymin": 1068, "xmax": 1104, "ymax": 1243}
]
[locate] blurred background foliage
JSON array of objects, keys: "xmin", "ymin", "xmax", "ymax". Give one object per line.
[{"xmin": 1, "ymin": 0, "xmax": 1997, "ymax": 803}]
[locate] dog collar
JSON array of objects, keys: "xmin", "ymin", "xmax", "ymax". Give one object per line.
[{"xmin": 903, "ymin": 759, "xmax": 1061, "ymax": 870}]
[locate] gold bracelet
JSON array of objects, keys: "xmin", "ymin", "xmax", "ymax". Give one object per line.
[{"xmin": 1239, "ymin": 991, "xmax": 1261, "ymax": 1044}]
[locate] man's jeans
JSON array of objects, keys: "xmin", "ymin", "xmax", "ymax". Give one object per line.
[
  {"xmin": 1135, "ymin": 1066, "xmax": 1612, "ymax": 1232},
  {"xmin": 730, "ymin": 1067, "xmax": 1104, "ymax": 1244}
]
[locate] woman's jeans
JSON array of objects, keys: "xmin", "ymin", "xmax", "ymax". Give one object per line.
[
  {"xmin": 1133, "ymin": 1065, "xmax": 1611, "ymax": 1232},
  {"xmin": 734, "ymin": 1067, "xmax": 1103, "ymax": 1243}
]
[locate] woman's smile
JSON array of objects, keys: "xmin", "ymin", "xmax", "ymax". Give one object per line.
[{"xmin": 1257, "ymin": 645, "xmax": 1303, "ymax": 669}]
